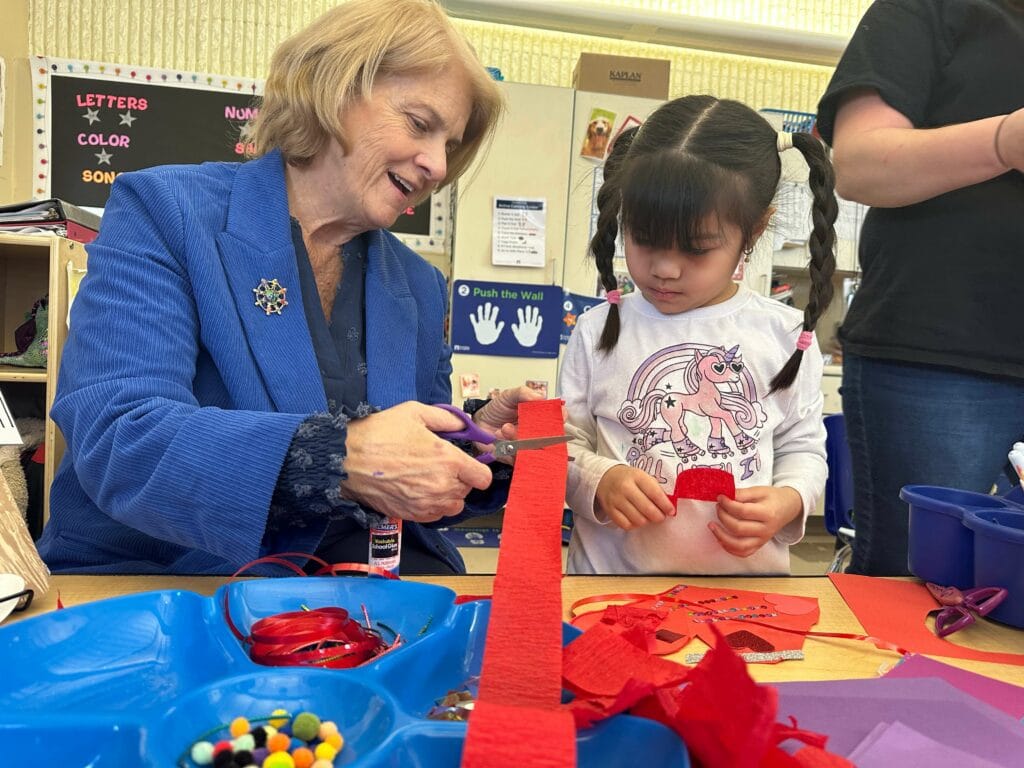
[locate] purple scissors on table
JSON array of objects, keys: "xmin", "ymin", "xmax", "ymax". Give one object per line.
[
  {"xmin": 926, "ymin": 582, "xmax": 1008, "ymax": 638},
  {"xmin": 432, "ymin": 403, "xmax": 571, "ymax": 464}
]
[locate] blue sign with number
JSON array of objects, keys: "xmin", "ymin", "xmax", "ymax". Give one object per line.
[
  {"xmin": 560, "ymin": 291, "xmax": 605, "ymax": 344},
  {"xmin": 450, "ymin": 280, "xmax": 562, "ymax": 358}
]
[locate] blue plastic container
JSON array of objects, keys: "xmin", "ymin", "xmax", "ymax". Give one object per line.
[
  {"xmin": 963, "ymin": 508, "xmax": 1024, "ymax": 629},
  {"xmin": 900, "ymin": 485, "xmax": 1019, "ymax": 588},
  {"xmin": 0, "ymin": 578, "xmax": 690, "ymax": 766}
]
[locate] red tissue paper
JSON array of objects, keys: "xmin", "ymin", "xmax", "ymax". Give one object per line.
[{"xmin": 564, "ymin": 623, "xmax": 851, "ymax": 768}]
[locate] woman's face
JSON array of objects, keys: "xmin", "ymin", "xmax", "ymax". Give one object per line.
[{"xmin": 333, "ymin": 67, "xmax": 473, "ymax": 232}]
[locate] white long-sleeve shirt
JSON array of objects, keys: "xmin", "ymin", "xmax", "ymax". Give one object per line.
[{"xmin": 559, "ymin": 286, "xmax": 827, "ymax": 575}]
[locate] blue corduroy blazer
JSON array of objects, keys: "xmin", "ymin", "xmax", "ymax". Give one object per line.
[{"xmin": 38, "ymin": 150, "xmax": 480, "ymax": 574}]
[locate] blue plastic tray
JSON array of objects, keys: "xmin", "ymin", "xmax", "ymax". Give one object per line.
[{"xmin": 0, "ymin": 578, "xmax": 689, "ymax": 766}]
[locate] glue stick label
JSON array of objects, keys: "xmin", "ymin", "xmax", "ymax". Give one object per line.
[{"xmin": 368, "ymin": 519, "xmax": 402, "ymax": 575}]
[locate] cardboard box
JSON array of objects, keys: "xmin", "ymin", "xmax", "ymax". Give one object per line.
[{"xmin": 572, "ymin": 53, "xmax": 671, "ymax": 100}]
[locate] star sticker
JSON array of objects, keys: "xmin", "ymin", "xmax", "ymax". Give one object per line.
[
  {"xmin": 563, "ymin": 311, "xmax": 577, "ymax": 327},
  {"xmin": 119, "ymin": 109, "xmax": 137, "ymax": 127},
  {"xmin": 82, "ymin": 108, "xmax": 100, "ymax": 125},
  {"xmin": 95, "ymin": 148, "xmax": 113, "ymax": 165}
]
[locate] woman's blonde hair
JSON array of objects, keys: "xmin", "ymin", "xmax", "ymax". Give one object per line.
[{"xmin": 244, "ymin": 0, "xmax": 503, "ymax": 187}]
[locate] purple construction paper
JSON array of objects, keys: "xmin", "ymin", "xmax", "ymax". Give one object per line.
[
  {"xmin": 848, "ymin": 721, "xmax": 1003, "ymax": 768},
  {"xmin": 771, "ymin": 677, "xmax": 1024, "ymax": 767},
  {"xmin": 883, "ymin": 653, "xmax": 1024, "ymax": 720}
]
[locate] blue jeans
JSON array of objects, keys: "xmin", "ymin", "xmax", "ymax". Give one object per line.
[{"xmin": 842, "ymin": 353, "xmax": 1024, "ymax": 576}]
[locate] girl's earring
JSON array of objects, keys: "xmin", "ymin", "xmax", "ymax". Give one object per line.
[{"xmin": 743, "ymin": 245, "xmax": 754, "ymax": 263}]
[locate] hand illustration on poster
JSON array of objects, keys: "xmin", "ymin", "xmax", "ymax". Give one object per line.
[
  {"xmin": 511, "ymin": 306, "xmax": 543, "ymax": 347},
  {"xmin": 469, "ymin": 303, "xmax": 505, "ymax": 345},
  {"xmin": 451, "ymin": 280, "xmax": 561, "ymax": 358}
]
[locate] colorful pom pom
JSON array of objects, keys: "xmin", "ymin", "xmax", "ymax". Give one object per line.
[
  {"xmin": 267, "ymin": 732, "xmax": 291, "ymax": 753},
  {"xmin": 324, "ymin": 732, "xmax": 342, "ymax": 751},
  {"xmin": 230, "ymin": 716, "xmax": 250, "ymax": 738},
  {"xmin": 250, "ymin": 726, "xmax": 268, "ymax": 748},
  {"xmin": 261, "ymin": 751, "xmax": 295, "ymax": 768},
  {"xmin": 291, "ymin": 746, "xmax": 315, "ymax": 768},
  {"xmin": 313, "ymin": 742, "xmax": 337, "ymax": 762},
  {"xmin": 268, "ymin": 708, "xmax": 290, "ymax": 728},
  {"xmin": 190, "ymin": 741, "xmax": 215, "ymax": 765},
  {"xmin": 291, "ymin": 712, "xmax": 321, "ymax": 742},
  {"xmin": 317, "ymin": 721, "xmax": 338, "ymax": 741},
  {"xmin": 233, "ymin": 734, "xmax": 256, "ymax": 753}
]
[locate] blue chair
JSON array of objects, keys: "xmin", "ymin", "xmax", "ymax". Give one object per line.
[{"xmin": 823, "ymin": 413, "xmax": 855, "ymax": 572}]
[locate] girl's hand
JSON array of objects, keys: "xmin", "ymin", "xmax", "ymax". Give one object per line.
[
  {"xmin": 709, "ymin": 486, "xmax": 803, "ymax": 557},
  {"xmin": 596, "ymin": 465, "xmax": 676, "ymax": 530}
]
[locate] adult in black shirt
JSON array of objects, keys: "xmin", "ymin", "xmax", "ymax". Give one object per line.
[{"xmin": 817, "ymin": 0, "xmax": 1024, "ymax": 575}]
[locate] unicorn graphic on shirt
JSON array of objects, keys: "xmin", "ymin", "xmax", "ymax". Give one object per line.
[{"xmin": 618, "ymin": 343, "xmax": 767, "ymax": 465}]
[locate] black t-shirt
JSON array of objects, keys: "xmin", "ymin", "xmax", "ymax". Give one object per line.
[{"xmin": 817, "ymin": 0, "xmax": 1024, "ymax": 378}]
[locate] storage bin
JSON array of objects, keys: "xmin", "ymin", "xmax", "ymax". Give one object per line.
[{"xmin": 964, "ymin": 508, "xmax": 1024, "ymax": 629}]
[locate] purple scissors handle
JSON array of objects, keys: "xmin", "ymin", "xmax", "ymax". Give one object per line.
[
  {"xmin": 926, "ymin": 583, "xmax": 1009, "ymax": 638},
  {"xmin": 431, "ymin": 403, "xmax": 572, "ymax": 464},
  {"xmin": 432, "ymin": 403, "xmax": 501, "ymax": 463}
]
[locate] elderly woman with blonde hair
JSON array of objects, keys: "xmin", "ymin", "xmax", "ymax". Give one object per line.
[{"xmin": 38, "ymin": 0, "xmax": 536, "ymax": 575}]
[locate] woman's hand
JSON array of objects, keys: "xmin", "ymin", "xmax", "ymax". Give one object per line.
[
  {"xmin": 339, "ymin": 402, "xmax": 494, "ymax": 523},
  {"xmin": 596, "ymin": 465, "xmax": 675, "ymax": 530},
  {"xmin": 709, "ymin": 486, "xmax": 803, "ymax": 558}
]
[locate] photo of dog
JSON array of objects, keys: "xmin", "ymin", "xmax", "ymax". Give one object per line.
[{"xmin": 580, "ymin": 108, "xmax": 617, "ymax": 160}]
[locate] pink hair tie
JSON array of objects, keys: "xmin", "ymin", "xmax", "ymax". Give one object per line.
[
  {"xmin": 606, "ymin": 289, "xmax": 623, "ymax": 305},
  {"xmin": 796, "ymin": 330, "xmax": 814, "ymax": 351}
]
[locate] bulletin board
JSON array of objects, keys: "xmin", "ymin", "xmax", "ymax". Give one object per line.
[{"xmin": 29, "ymin": 56, "xmax": 449, "ymax": 255}]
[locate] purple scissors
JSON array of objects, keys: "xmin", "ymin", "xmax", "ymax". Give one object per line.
[
  {"xmin": 925, "ymin": 582, "xmax": 1008, "ymax": 638},
  {"xmin": 432, "ymin": 403, "xmax": 571, "ymax": 464}
]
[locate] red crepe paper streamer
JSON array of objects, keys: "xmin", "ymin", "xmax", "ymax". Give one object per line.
[
  {"xmin": 462, "ymin": 400, "xmax": 575, "ymax": 768},
  {"xmin": 667, "ymin": 467, "xmax": 736, "ymax": 505}
]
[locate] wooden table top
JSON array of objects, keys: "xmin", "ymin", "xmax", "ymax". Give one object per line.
[{"xmin": 10, "ymin": 574, "xmax": 1023, "ymax": 687}]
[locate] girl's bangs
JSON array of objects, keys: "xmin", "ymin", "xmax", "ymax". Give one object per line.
[{"xmin": 619, "ymin": 153, "xmax": 752, "ymax": 252}]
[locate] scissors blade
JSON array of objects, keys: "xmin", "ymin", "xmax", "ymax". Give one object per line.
[{"xmin": 492, "ymin": 434, "xmax": 572, "ymax": 458}]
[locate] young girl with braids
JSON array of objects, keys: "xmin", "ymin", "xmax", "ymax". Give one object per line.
[{"xmin": 559, "ymin": 95, "xmax": 836, "ymax": 575}]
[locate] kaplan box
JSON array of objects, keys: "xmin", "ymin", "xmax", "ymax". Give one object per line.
[{"xmin": 572, "ymin": 53, "xmax": 671, "ymax": 99}]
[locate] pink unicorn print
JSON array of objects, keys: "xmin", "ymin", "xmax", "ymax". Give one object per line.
[{"xmin": 618, "ymin": 343, "xmax": 767, "ymax": 465}]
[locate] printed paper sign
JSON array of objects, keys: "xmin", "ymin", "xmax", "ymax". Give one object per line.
[
  {"xmin": 561, "ymin": 291, "xmax": 605, "ymax": 344},
  {"xmin": 492, "ymin": 197, "xmax": 546, "ymax": 268},
  {"xmin": 580, "ymin": 107, "xmax": 616, "ymax": 160},
  {"xmin": 0, "ymin": 390, "xmax": 22, "ymax": 446},
  {"xmin": 451, "ymin": 280, "xmax": 561, "ymax": 358}
]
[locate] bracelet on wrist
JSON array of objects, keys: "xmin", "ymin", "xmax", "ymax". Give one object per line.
[{"xmin": 994, "ymin": 114, "xmax": 1011, "ymax": 169}]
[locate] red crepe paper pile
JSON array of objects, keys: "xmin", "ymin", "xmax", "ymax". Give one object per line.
[
  {"xmin": 565, "ymin": 623, "xmax": 853, "ymax": 768},
  {"xmin": 571, "ymin": 584, "xmax": 820, "ymax": 662}
]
